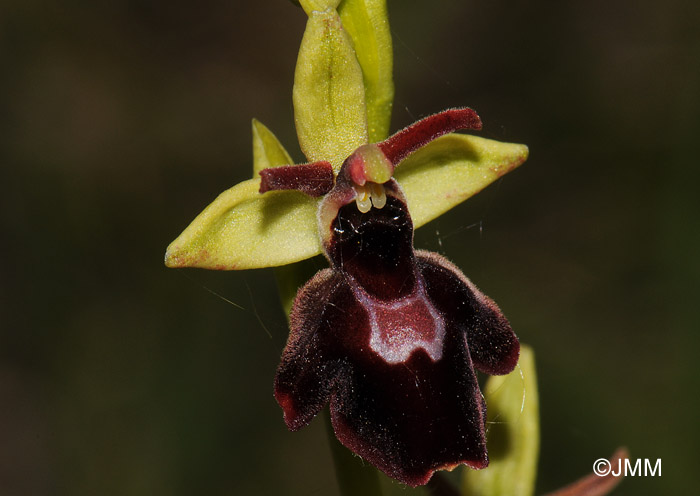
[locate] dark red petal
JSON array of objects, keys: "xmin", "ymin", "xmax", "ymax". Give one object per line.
[
  {"xmin": 259, "ymin": 161, "xmax": 334, "ymax": 197},
  {"xmin": 377, "ymin": 108, "xmax": 482, "ymax": 166},
  {"xmin": 416, "ymin": 251, "xmax": 519, "ymax": 376}
]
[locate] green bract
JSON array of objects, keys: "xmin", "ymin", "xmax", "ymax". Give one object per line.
[
  {"xmin": 165, "ymin": 0, "xmax": 528, "ymax": 274},
  {"xmin": 338, "ymin": 0, "xmax": 393, "ymax": 143},
  {"xmin": 463, "ymin": 345, "xmax": 540, "ymax": 496}
]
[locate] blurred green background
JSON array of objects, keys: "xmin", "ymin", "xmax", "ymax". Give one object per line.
[{"xmin": 1, "ymin": 0, "xmax": 698, "ymax": 494}]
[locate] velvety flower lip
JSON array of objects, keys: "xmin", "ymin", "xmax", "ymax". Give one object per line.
[{"xmin": 265, "ymin": 108, "xmax": 520, "ymax": 487}]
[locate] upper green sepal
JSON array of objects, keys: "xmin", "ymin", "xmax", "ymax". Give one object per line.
[
  {"xmin": 294, "ymin": 6, "xmax": 368, "ymax": 170},
  {"xmin": 462, "ymin": 345, "xmax": 540, "ymax": 496},
  {"xmin": 299, "ymin": 0, "xmax": 341, "ymax": 15},
  {"xmin": 394, "ymin": 133, "xmax": 529, "ymax": 229},
  {"xmin": 164, "ymin": 179, "xmax": 321, "ymax": 270}
]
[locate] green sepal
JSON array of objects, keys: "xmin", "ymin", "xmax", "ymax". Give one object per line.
[
  {"xmin": 462, "ymin": 345, "xmax": 540, "ymax": 496},
  {"xmin": 338, "ymin": 0, "xmax": 394, "ymax": 142},
  {"xmin": 250, "ymin": 118, "xmax": 326, "ymax": 315},
  {"xmin": 252, "ymin": 119, "xmax": 294, "ymax": 177},
  {"xmin": 164, "ymin": 180, "xmax": 321, "ymax": 270},
  {"xmin": 294, "ymin": 7, "xmax": 368, "ymax": 170},
  {"xmin": 299, "ymin": 0, "xmax": 341, "ymax": 15},
  {"xmin": 394, "ymin": 133, "xmax": 529, "ymax": 229}
]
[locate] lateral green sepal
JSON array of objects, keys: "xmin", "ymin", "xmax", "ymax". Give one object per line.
[
  {"xmin": 165, "ymin": 179, "xmax": 322, "ymax": 270},
  {"xmin": 394, "ymin": 133, "xmax": 528, "ymax": 229}
]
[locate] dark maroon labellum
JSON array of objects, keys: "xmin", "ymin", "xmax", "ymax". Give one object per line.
[{"xmin": 263, "ymin": 108, "xmax": 519, "ymax": 486}]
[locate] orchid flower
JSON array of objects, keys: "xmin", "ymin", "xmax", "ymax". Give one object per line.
[
  {"xmin": 263, "ymin": 107, "xmax": 520, "ymax": 486},
  {"xmin": 164, "ymin": 0, "xmax": 534, "ymax": 489}
]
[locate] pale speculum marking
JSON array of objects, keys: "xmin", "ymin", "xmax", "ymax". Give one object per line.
[{"xmin": 350, "ymin": 276, "xmax": 446, "ymax": 364}]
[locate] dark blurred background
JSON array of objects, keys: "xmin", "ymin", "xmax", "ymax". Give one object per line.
[{"xmin": 1, "ymin": 0, "xmax": 698, "ymax": 494}]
